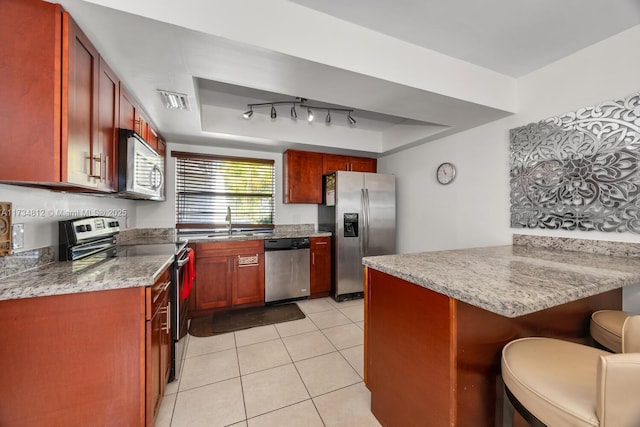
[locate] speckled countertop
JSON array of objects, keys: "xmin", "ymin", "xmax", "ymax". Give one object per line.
[
  {"xmin": 0, "ymin": 251, "xmax": 175, "ymax": 301},
  {"xmin": 0, "ymin": 225, "xmax": 329, "ymax": 301},
  {"xmin": 181, "ymin": 231, "xmax": 331, "ymax": 244},
  {"xmin": 362, "ymin": 242, "xmax": 640, "ymax": 318}
]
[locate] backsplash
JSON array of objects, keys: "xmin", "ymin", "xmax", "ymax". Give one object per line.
[
  {"xmin": 513, "ymin": 234, "xmax": 640, "ymax": 257},
  {"xmin": 274, "ymin": 224, "xmax": 316, "ymax": 234},
  {"xmin": 117, "ymin": 227, "xmax": 176, "ymax": 244},
  {"xmin": 0, "ymin": 246, "xmax": 56, "ymax": 279}
]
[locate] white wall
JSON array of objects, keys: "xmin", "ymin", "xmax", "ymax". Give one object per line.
[
  {"xmin": 136, "ymin": 142, "xmax": 317, "ymax": 228},
  {"xmin": 380, "ymin": 24, "xmax": 640, "ymax": 255},
  {"xmin": 0, "ymin": 183, "xmax": 136, "ymax": 252},
  {"xmin": 379, "ymin": 25, "xmax": 640, "ymax": 310}
]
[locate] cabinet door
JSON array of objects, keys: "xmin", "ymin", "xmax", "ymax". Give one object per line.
[
  {"xmin": 195, "ymin": 255, "xmax": 232, "ymax": 310},
  {"xmin": 63, "ymin": 12, "xmax": 99, "ymax": 188},
  {"xmin": 349, "ymin": 156, "xmax": 377, "ymax": 173},
  {"xmin": 310, "ymin": 237, "xmax": 332, "ymax": 296},
  {"xmin": 147, "ymin": 126, "xmax": 159, "ymax": 152},
  {"xmin": 323, "ymin": 154, "xmax": 350, "ymax": 175},
  {"xmin": 232, "ymin": 252, "xmax": 265, "ymax": 305},
  {"xmin": 283, "ymin": 150, "xmax": 323, "ymax": 203},
  {"xmin": 119, "ymin": 86, "xmax": 136, "ymax": 131},
  {"xmin": 0, "ymin": 0, "xmax": 62, "ymax": 183},
  {"xmin": 149, "ymin": 301, "xmax": 162, "ymax": 421},
  {"xmin": 97, "ymin": 58, "xmax": 118, "ymax": 191}
]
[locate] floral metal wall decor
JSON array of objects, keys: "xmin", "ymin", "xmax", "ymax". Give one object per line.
[{"xmin": 510, "ymin": 91, "xmax": 640, "ymax": 233}]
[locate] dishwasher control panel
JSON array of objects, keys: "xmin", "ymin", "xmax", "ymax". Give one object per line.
[{"xmin": 264, "ymin": 237, "xmax": 310, "ymax": 251}]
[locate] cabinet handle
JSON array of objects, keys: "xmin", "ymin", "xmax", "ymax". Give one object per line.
[
  {"xmin": 237, "ymin": 254, "xmax": 259, "ymax": 267},
  {"xmin": 312, "ymin": 253, "xmax": 315, "ymax": 265},
  {"xmin": 315, "ymin": 241, "xmax": 328, "ymax": 245},
  {"xmin": 89, "ymin": 153, "xmax": 102, "ymax": 179},
  {"xmin": 161, "ymin": 304, "xmax": 170, "ymax": 333}
]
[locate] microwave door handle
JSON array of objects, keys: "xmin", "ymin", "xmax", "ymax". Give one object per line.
[{"xmin": 150, "ymin": 164, "xmax": 164, "ymax": 190}]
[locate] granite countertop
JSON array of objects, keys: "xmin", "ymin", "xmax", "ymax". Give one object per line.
[
  {"xmin": 362, "ymin": 243, "xmax": 640, "ymax": 318},
  {"xmin": 0, "ymin": 246, "xmax": 176, "ymax": 302}
]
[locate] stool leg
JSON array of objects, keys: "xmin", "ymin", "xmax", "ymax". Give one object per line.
[{"xmin": 502, "ymin": 385, "xmax": 515, "ymax": 427}]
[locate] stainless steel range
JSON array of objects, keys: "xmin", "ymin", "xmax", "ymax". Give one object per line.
[{"xmin": 58, "ymin": 216, "xmax": 189, "ymax": 382}]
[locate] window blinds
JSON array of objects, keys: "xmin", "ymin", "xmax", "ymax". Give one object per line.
[{"xmin": 174, "ymin": 152, "xmax": 275, "ymax": 230}]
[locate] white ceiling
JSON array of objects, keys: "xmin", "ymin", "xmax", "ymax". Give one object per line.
[{"xmin": 56, "ymin": 0, "xmax": 640, "ymax": 156}]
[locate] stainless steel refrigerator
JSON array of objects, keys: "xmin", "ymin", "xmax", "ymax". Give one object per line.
[{"xmin": 318, "ymin": 171, "xmax": 396, "ymax": 301}]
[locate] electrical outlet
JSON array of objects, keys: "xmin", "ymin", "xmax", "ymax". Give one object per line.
[{"xmin": 12, "ymin": 223, "xmax": 24, "ymax": 250}]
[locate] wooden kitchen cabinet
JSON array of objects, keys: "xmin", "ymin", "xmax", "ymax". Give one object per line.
[
  {"xmin": 283, "ymin": 150, "xmax": 324, "ymax": 203},
  {"xmin": 96, "ymin": 57, "xmax": 119, "ymax": 191},
  {"xmin": 193, "ymin": 240, "xmax": 265, "ymax": 314},
  {"xmin": 148, "ymin": 267, "xmax": 172, "ymax": 422},
  {"xmin": 283, "ymin": 150, "xmax": 378, "ymax": 204},
  {"xmin": 323, "ymin": 153, "xmax": 377, "ymax": 174},
  {"xmin": 0, "ymin": 0, "xmax": 116, "ymax": 190},
  {"xmin": 0, "ymin": 265, "xmax": 173, "ymax": 427},
  {"xmin": 310, "ymin": 236, "xmax": 332, "ymax": 297}
]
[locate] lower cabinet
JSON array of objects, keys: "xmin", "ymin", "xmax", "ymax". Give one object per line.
[
  {"xmin": 310, "ymin": 236, "xmax": 332, "ymax": 297},
  {"xmin": 193, "ymin": 240, "xmax": 265, "ymax": 313},
  {"xmin": 148, "ymin": 267, "xmax": 172, "ymax": 423},
  {"xmin": 0, "ymin": 267, "xmax": 172, "ymax": 427}
]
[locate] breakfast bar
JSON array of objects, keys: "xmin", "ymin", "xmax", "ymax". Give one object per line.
[{"xmin": 362, "ymin": 236, "xmax": 640, "ymax": 427}]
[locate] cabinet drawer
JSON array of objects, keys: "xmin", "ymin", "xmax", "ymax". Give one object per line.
[
  {"xmin": 196, "ymin": 240, "xmax": 264, "ymax": 258},
  {"xmin": 311, "ymin": 236, "xmax": 331, "ymax": 249}
]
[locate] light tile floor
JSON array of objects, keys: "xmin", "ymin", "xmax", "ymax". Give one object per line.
[{"xmin": 156, "ymin": 297, "xmax": 382, "ymax": 427}]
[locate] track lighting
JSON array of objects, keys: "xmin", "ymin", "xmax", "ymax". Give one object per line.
[{"xmin": 242, "ymin": 99, "xmax": 355, "ymax": 126}]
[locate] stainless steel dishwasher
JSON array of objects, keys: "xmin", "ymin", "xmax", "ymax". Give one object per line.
[{"xmin": 264, "ymin": 237, "xmax": 311, "ymax": 303}]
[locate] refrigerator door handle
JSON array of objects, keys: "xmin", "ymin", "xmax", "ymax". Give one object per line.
[
  {"xmin": 360, "ymin": 188, "xmax": 366, "ymax": 256},
  {"xmin": 364, "ymin": 188, "xmax": 371, "ymax": 255}
]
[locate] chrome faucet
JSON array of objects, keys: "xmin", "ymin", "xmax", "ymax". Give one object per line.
[{"xmin": 225, "ymin": 206, "xmax": 232, "ymax": 235}]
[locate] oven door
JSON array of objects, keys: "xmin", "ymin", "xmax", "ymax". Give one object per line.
[{"xmin": 170, "ymin": 247, "xmax": 191, "ymax": 381}]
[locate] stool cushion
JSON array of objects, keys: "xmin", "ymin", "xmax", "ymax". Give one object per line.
[
  {"xmin": 590, "ymin": 310, "xmax": 628, "ymax": 353},
  {"xmin": 502, "ymin": 337, "xmax": 610, "ymax": 427}
]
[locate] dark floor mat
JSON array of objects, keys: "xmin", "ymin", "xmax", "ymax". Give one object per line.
[{"xmin": 188, "ymin": 303, "xmax": 305, "ymax": 337}]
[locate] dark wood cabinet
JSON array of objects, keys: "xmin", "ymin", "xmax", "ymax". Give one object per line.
[
  {"xmin": 283, "ymin": 150, "xmax": 377, "ymax": 204},
  {"xmin": 0, "ymin": 287, "xmax": 147, "ymax": 427},
  {"xmin": 193, "ymin": 240, "xmax": 265, "ymax": 314},
  {"xmin": 310, "ymin": 236, "xmax": 332, "ymax": 297},
  {"xmin": 148, "ymin": 268, "xmax": 172, "ymax": 422},
  {"xmin": 283, "ymin": 150, "xmax": 324, "ymax": 203},
  {"xmin": 0, "ymin": 0, "xmax": 119, "ymax": 190},
  {"xmin": 323, "ymin": 153, "xmax": 377, "ymax": 174},
  {"xmin": 97, "ymin": 57, "xmax": 119, "ymax": 191}
]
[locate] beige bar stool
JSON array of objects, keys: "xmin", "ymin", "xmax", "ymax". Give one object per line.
[
  {"xmin": 590, "ymin": 310, "xmax": 629, "ymax": 353},
  {"xmin": 501, "ymin": 315, "xmax": 640, "ymax": 427}
]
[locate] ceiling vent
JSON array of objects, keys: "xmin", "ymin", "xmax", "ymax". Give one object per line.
[{"xmin": 157, "ymin": 90, "xmax": 190, "ymax": 111}]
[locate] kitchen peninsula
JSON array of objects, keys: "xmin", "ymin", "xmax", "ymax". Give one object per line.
[{"xmin": 362, "ymin": 235, "xmax": 640, "ymax": 427}]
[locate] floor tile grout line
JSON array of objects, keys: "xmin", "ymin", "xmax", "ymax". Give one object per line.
[{"xmin": 234, "ymin": 331, "xmax": 250, "ymax": 426}]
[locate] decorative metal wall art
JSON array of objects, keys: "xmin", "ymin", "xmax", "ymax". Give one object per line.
[{"xmin": 510, "ymin": 91, "xmax": 640, "ymax": 233}]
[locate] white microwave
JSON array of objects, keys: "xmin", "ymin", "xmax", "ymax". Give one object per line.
[{"xmin": 117, "ymin": 129, "xmax": 165, "ymax": 200}]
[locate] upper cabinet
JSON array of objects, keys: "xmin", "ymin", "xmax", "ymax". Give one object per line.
[
  {"xmin": 0, "ymin": 0, "xmax": 163, "ymax": 193},
  {"xmin": 283, "ymin": 150, "xmax": 377, "ymax": 203},
  {"xmin": 323, "ymin": 154, "xmax": 377, "ymax": 175},
  {"xmin": 283, "ymin": 150, "xmax": 324, "ymax": 204},
  {"xmin": 0, "ymin": 0, "xmax": 111, "ymax": 189}
]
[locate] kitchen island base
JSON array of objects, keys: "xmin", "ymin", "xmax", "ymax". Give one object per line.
[{"xmin": 364, "ymin": 268, "xmax": 622, "ymax": 427}]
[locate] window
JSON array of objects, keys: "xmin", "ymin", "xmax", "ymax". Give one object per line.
[{"xmin": 173, "ymin": 151, "xmax": 275, "ymax": 231}]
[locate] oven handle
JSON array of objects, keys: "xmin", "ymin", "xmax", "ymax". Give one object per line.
[{"xmin": 176, "ymin": 247, "xmax": 192, "ymax": 267}]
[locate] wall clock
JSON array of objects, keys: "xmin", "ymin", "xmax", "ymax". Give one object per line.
[{"xmin": 436, "ymin": 162, "xmax": 456, "ymax": 185}]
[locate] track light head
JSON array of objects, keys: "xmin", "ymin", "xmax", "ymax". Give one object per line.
[
  {"xmin": 307, "ymin": 108, "xmax": 314, "ymax": 122},
  {"xmin": 290, "ymin": 104, "xmax": 297, "ymax": 119},
  {"xmin": 243, "ymin": 108, "xmax": 253, "ymax": 119},
  {"xmin": 326, "ymin": 110, "xmax": 331, "ymax": 124},
  {"xmin": 270, "ymin": 104, "xmax": 277, "ymax": 119},
  {"xmin": 348, "ymin": 113, "xmax": 356, "ymax": 125}
]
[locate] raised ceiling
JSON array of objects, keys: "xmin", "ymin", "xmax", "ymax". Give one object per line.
[{"xmin": 56, "ymin": 0, "xmax": 640, "ymax": 156}]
